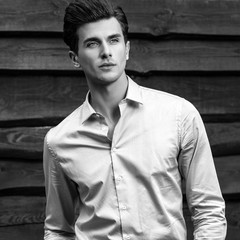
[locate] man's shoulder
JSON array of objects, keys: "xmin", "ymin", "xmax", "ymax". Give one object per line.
[
  {"xmin": 45, "ymin": 104, "xmax": 83, "ymax": 147},
  {"xmin": 139, "ymin": 85, "xmax": 198, "ymax": 115},
  {"xmin": 140, "ymin": 85, "xmax": 184, "ymax": 105}
]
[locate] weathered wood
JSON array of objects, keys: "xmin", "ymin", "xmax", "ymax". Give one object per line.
[
  {"xmin": 133, "ymin": 75, "xmax": 240, "ymax": 116},
  {"xmin": 215, "ymin": 156, "xmax": 240, "ymax": 195},
  {"xmin": 0, "ymin": 74, "xmax": 88, "ymax": 124},
  {"xmin": 0, "ymin": 196, "xmax": 239, "ymax": 240},
  {"xmin": 0, "ymin": 224, "xmax": 44, "ymax": 240},
  {"xmin": 0, "ymin": 127, "xmax": 50, "ymax": 160},
  {"xmin": 0, "ymin": 0, "xmax": 67, "ymax": 32},
  {"xmin": 0, "ymin": 196, "xmax": 45, "ymax": 226},
  {"xmin": 0, "ymin": 159, "xmax": 44, "ymax": 190},
  {"xmin": 1, "ymin": 38, "xmax": 240, "ymax": 72},
  {"xmin": 1, "ymin": 0, "xmax": 240, "ymax": 36},
  {"xmin": 224, "ymin": 200, "xmax": 240, "ymax": 240},
  {"xmin": 1, "ymin": 74, "xmax": 240, "ymax": 125},
  {"xmin": 206, "ymin": 123, "xmax": 240, "ymax": 157},
  {"xmin": 1, "ymin": 152, "xmax": 240, "ymax": 195}
]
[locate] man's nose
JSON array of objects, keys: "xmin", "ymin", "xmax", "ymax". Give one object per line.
[{"xmin": 101, "ymin": 42, "xmax": 112, "ymax": 58}]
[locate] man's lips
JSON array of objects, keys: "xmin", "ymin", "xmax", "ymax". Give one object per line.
[{"xmin": 99, "ymin": 63, "xmax": 116, "ymax": 68}]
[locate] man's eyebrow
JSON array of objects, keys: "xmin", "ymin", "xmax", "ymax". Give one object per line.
[{"xmin": 108, "ymin": 33, "xmax": 122, "ymax": 39}]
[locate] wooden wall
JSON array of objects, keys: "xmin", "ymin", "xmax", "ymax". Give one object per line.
[{"xmin": 1, "ymin": 0, "xmax": 240, "ymax": 239}]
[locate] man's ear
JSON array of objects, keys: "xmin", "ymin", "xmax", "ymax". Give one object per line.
[
  {"xmin": 69, "ymin": 51, "xmax": 81, "ymax": 68},
  {"xmin": 126, "ymin": 41, "xmax": 130, "ymax": 60}
]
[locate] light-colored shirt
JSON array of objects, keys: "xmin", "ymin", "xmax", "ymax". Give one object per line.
[{"xmin": 43, "ymin": 77, "xmax": 227, "ymax": 240}]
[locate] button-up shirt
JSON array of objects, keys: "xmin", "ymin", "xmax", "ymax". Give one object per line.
[{"xmin": 43, "ymin": 77, "xmax": 226, "ymax": 240}]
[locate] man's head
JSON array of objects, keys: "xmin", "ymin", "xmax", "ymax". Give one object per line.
[
  {"xmin": 63, "ymin": 0, "xmax": 129, "ymax": 54},
  {"xmin": 63, "ymin": 0, "xmax": 130, "ymax": 86}
]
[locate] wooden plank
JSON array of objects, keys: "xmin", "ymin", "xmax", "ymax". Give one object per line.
[
  {"xmin": 1, "ymin": 38, "xmax": 240, "ymax": 72},
  {"xmin": 1, "ymin": 74, "xmax": 240, "ymax": 125},
  {"xmin": 0, "ymin": 0, "xmax": 67, "ymax": 32},
  {"xmin": 215, "ymin": 156, "xmax": 240, "ymax": 195},
  {"xmin": 1, "ymin": 0, "xmax": 240, "ymax": 36},
  {"xmin": 0, "ymin": 159, "xmax": 44, "ymax": 191},
  {"xmin": 206, "ymin": 123, "xmax": 240, "ymax": 157},
  {"xmin": 134, "ymin": 75, "xmax": 240, "ymax": 116},
  {"xmin": 0, "ymin": 74, "xmax": 88, "ymax": 124},
  {"xmin": 224, "ymin": 200, "xmax": 240, "ymax": 240},
  {"xmin": 0, "ymin": 196, "xmax": 239, "ymax": 240},
  {"xmin": 0, "ymin": 196, "xmax": 45, "ymax": 226},
  {"xmin": 119, "ymin": 0, "xmax": 240, "ymax": 36},
  {"xmin": 0, "ymin": 149, "xmax": 240, "ymax": 195},
  {"xmin": 0, "ymin": 127, "xmax": 50, "ymax": 160},
  {"xmin": 0, "ymin": 224, "xmax": 44, "ymax": 240}
]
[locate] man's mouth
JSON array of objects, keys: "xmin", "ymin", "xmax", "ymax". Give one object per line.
[{"xmin": 99, "ymin": 63, "xmax": 116, "ymax": 68}]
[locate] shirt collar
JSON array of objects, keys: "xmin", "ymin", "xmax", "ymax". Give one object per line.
[
  {"xmin": 126, "ymin": 76, "xmax": 143, "ymax": 105},
  {"xmin": 80, "ymin": 76, "xmax": 143, "ymax": 124}
]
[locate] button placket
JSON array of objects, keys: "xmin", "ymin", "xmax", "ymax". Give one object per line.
[{"xmin": 109, "ymin": 134, "xmax": 131, "ymax": 239}]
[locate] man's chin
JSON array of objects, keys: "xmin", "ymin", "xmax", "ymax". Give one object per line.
[
  {"xmin": 86, "ymin": 70, "xmax": 126, "ymax": 86},
  {"xmin": 96, "ymin": 72, "xmax": 121, "ymax": 84}
]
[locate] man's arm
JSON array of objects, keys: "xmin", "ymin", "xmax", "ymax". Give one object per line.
[
  {"xmin": 178, "ymin": 100, "xmax": 227, "ymax": 240},
  {"xmin": 43, "ymin": 130, "xmax": 79, "ymax": 240}
]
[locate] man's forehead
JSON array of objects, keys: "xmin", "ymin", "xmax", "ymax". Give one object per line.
[{"xmin": 77, "ymin": 17, "xmax": 123, "ymax": 41}]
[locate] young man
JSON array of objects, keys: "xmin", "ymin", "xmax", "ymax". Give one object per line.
[{"xmin": 43, "ymin": 0, "xmax": 227, "ymax": 239}]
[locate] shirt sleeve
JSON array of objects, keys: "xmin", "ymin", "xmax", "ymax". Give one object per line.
[
  {"xmin": 178, "ymin": 100, "xmax": 227, "ymax": 240},
  {"xmin": 43, "ymin": 130, "xmax": 79, "ymax": 240}
]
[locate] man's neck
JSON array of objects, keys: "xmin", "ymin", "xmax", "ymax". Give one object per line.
[{"xmin": 87, "ymin": 74, "xmax": 128, "ymax": 126}]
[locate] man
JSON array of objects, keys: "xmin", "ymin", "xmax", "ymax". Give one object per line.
[{"xmin": 43, "ymin": 0, "xmax": 227, "ymax": 239}]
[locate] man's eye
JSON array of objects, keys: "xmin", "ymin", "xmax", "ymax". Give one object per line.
[
  {"xmin": 110, "ymin": 38, "xmax": 119, "ymax": 44},
  {"xmin": 87, "ymin": 42, "xmax": 98, "ymax": 48}
]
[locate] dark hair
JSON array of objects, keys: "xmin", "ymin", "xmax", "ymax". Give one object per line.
[{"xmin": 63, "ymin": 0, "xmax": 129, "ymax": 53}]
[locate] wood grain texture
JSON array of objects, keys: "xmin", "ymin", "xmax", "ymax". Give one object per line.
[
  {"xmin": 0, "ymin": 196, "xmax": 45, "ymax": 226},
  {"xmin": 1, "ymin": 74, "xmax": 240, "ymax": 125},
  {"xmin": 0, "ymin": 196, "xmax": 239, "ymax": 240},
  {"xmin": 1, "ymin": 0, "xmax": 240, "ymax": 36},
  {"xmin": 133, "ymin": 75, "xmax": 240, "ymax": 116},
  {"xmin": 0, "ymin": 224, "xmax": 44, "ymax": 240},
  {"xmin": 1, "ymin": 38, "xmax": 240, "ymax": 72},
  {"xmin": 0, "ymin": 127, "xmax": 49, "ymax": 160},
  {"xmin": 0, "ymin": 74, "xmax": 88, "ymax": 124},
  {"xmin": 215, "ymin": 156, "xmax": 240, "ymax": 195},
  {"xmin": 206, "ymin": 123, "xmax": 240, "ymax": 157},
  {"xmin": 0, "ymin": 159, "xmax": 44, "ymax": 191}
]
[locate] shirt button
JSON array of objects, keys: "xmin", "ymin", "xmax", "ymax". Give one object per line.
[
  {"xmin": 120, "ymin": 204, "xmax": 127, "ymax": 210},
  {"xmin": 101, "ymin": 125, "xmax": 107, "ymax": 131},
  {"xmin": 116, "ymin": 176, "xmax": 122, "ymax": 184},
  {"xmin": 124, "ymin": 235, "xmax": 131, "ymax": 240}
]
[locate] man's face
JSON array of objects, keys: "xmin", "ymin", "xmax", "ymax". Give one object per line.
[{"xmin": 71, "ymin": 17, "xmax": 130, "ymax": 86}]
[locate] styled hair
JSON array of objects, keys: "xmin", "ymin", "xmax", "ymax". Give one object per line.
[{"xmin": 63, "ymin": 0, "xmax": 129, "ymax": 53}]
